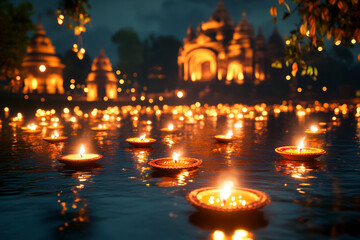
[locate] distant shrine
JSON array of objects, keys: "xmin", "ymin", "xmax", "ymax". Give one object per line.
[
  {"xmin": 178, "ymin": 0, "xmax": 284, "ymax": 86},
  {"xmin": 23, "ymin": 21, "xmax": 65, "ymax": 94},
  {"xmin": 86, "ymin": 48, "xmax": 117, "ymax": 101}
]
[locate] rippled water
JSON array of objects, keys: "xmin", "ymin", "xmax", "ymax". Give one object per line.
[{"xmin": 1, "ymin": 110, "xmax": 360, "ymax": 239}]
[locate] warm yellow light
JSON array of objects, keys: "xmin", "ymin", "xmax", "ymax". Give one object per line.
[
  {"xmin": 335, "ymin": 40, "xmax": 341, "ymax": 46},
  {"xmin": 16, "ymin": 75, "xmax": 20, "ymax": 80},
  {"xmin": 310, "ymin": 125, "xmax": 318, "ymax": 132},
  {"xmin": 70, "ymin": 84, "xmax": 75, "ymax": 89},
  {"xmin": 172, "ymin": 152, "xmax": 180, "ymax": 163},
  {"xmin": 139, "ymin": 134, "xmax": 146, "ymax": 141},
  {"xmin": 70, "ymin": 79, "xmax": 75, "ymax": 84},
  {"xmin": 286, "ymin": 75, "xmax": 291, "ymax": 80},
  {"xmin": 116, "ymin": 70, "xmax": 121, "ymax": 75},
  {"xmin": 168, "ymin": 124, "xmax": 174, "ymax": 131},
  {"xmin": 140, "ymin": 96, "xmax": 145, "ymax": 101},
  {"xmin": 79, "ymin": 145, "xmax": 85, "ymax": 158},
  {"xmin": 297, "ymin": 137, "xmax": 305, "ymax": 152},
  {"xmin": 67, "ymin": 96, "xmax": 72, "ymax": 101},
  {"xmin": 317, "ymin": 46, "xmax": 323, "ymax": 52},
  {"xmin": 84, "ymin": 87, "xmax": 88, "ymax": 93},
  {"xmin": 39, "ymin": 65, "xmax": 46, "ymax": 72},
  {"xmin": 24, "ymin": 95, "xmax": 29, "ymax": 100},
  {"xmin": 117, "ymin": 87, "xmax": 122, "ymax": 92},
  {"xmin": 351, "ymin": 38, "xmax": 356, "ymax": 44},
  {"xmin": 119, "ymin": 79, "xmax": 124, "ymax": 84},
  {"xmin": 148, "ymin": 98, "xmax": 153, "ymax": 103},
  {"xmin": 131, "ymin": 96, "xmax": 136, "ymax": 101},
  {"xmin": 213, "ymin": 230, "xmax": 225, "ymax": 240},
  {"xmin": 177, "ymin": 91, "xmax": 184, "ymax": 98},
  {"xmin": 322, "ymin": 86, "xmax": 327, "ymax": 92},
  {"xmin": 285, "ymin": 39, "xmax": 290, "ymax": 45},
  {"xmin": 159, "ymin": 96, "xmax": 163, "ymax": 101},
  {"xmin": 103, "ymin": 96, "xmax": 108, "ymax": 101},
  {"xmin": 306, "ymin": 30, "xmax": 310, "ymax": 37},
  {"xmin": 297, "ymin": 88, "xmax": 302, "ymax": 93},
  {"xmin": 63, "ymin": 108, "xmax": 70, "ymax": 114},
  {"xmin": 220, "ymin": 181, "xmax": 233, "ymax": 204}
]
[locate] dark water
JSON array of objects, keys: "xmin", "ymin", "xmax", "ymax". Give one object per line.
[{"xmin": 1, "ymin": 109, "xmax": 360, "ymax": 240}]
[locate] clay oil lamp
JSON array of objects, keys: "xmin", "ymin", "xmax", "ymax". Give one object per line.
[
  {"xmin": 214, "ymin": 130, "xmax": 236, "ymax": 143},
  {"xmin": 48, "ymin": 122, "xmax": 64, "ymax": 130},
  {"xmin": 149, "ymin": 151, "xmax": 202, "ymax": 171},
  {"xmin": 160, "ymin": 123, "xmax": 179, "ymax": 133},
  {"xmin": 187, "ymin": 181, "xmax": 270, "ymax": 213},
  {"xmin": 58, "ymin": 144, "xmax": 102, "ymax": 165},
  {"xmin": 126, "ymin": 134, "xmax": 156, "ymax": 148},
  {"xmin": 275, "ymin": 137, "xmax": 325, "ymax": 161},
  {"xmin": 43, "ymin": 130, "xmax": 67, "ymax": 143},
  {"xmin": 91, "ymin": 124, "xmax": 108, "ymax": 132},
  {"xmin": 304, "ymin": 125, "xmax": 326, "ymax": 136},
  {"xmin": 22, "ymin": 123, "xmax": 41, "ymax": 134}
]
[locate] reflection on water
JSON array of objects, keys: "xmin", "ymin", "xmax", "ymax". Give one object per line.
[{"xmin": 1, "ymin": 108, "xmax": 360, "ymax": 239}]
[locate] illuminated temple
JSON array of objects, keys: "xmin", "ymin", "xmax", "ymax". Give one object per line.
[
  {"xmin": 178, "ymin": 0, "xmax": 284, "ymax": 86},
  {"xmin": 86, "ymin": 48, "xmax": 117, "ymax": 101},
  {"xmin": 22, "ymin": 21, "xmax": 65, "ymax": 94}
]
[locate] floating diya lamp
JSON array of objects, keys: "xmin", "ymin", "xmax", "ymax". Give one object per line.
[
  {"xmin": 126, "ymin": 134, "xmax": 156, "ymax": 147},
  {"xmin": 48, "ymin": 122, "xmax": 64, "ymax": 130},
  {"xmin": 214, "ymin": 130, "xmax": 236, "ymax": 143},
  {"xmin": 58, "ymin": 144, "xmax": 102, "ymax": 165},
  {"xmin": 187, "ymin": 181, "xmax": 270, "ymax": 213},
  {"xmin": 160, "ymin": 123, "xmax": 179, "ymax": 133},
  {"xmin": 275, "ymin": 137, "xmax": 326, "ymax": 161},
  {"xmin": 149, "ymin": 151, "xmax": 202, "ymax": 171},
  {"xmin": 22, "ymin": 123, "xmax": 41, "ymax": 134},
  {"xmin": 304, "ymin": 125, "xmax": 326, "ymax": 136},
  {"xmin": 43, "ymin": 130, "xmax": 68, "ymax": 143},
  {"xmin": 91, "ymin": 124, "xmax": 108, "ymax": 131}
]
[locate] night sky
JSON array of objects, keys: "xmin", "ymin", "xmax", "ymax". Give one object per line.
[{"xmin": 13, "ymin": 0, "xmax": 299, "ymax": 63}]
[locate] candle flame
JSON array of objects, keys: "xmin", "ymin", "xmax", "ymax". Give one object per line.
[
  {"xmin": 310, "ymin": 125, "xmax": 318, "ymax": 132},
  {"xmin": 226, "ymin": 130, "xmax": 233, "ymax": 138},
  {"xmin": 139, "ymin": 134, "xmax": 146, "ymax": 141},
  {"xmin": 172, "ymin": 152, "xmax": 180, "ymax": 163},
  {"xmin": 220, "ymin": 181, "xmax": 234, "ymax": 204},
  {"xmin": 51, "ymin": 131, "xmax": 59, "ymax": 139},
  {"xmin": 53, "ymin": 122, "xmax": 58, "ymax": 127},
  {"xmin": 79, "ymin": 144, "xmax": 85, "ymax": 158},
  {"xmin": 168, "ymin": 124, "xmax": 174, "ymax": 131},
  {"xmin": 297, "ymin": 137, "xmax": 305, "ymax": 153},
  {"xmin": 98, "ymin": 124, "xmax": 103, "ymax": 129},
  {"xmin": 29, "ymin": 124, "xmax": 37, "ymax": 131}
]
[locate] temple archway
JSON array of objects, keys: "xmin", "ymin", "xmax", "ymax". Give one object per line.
[{"xmin": 185, "ymin": 48, "xmax": 217, "ymax": 82}]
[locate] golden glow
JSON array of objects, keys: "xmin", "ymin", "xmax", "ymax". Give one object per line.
[
  {"xmin": 103, "ymin": 96, "xmax": 108, "ymax": 101},
  {"xmin": 168, "ymin": 124, "xmax": 174, "ymax": 131},
  {"xmin": 220, "ymin": 181, "xmax": 234, "ymax": 204},
  {"xmin": 226, "ymin": 130, "xmax": 233, "ymax": 138},
  {"xmin": 79, "ymin": 145, "xmax": 85, "ymax": 158},
  {"xmin": 297, "ymin": 88, "xmax": 302, "ymax": 93},
  {"xmin": 131, "ymin": 88, "xmax": 135, "ymax": 93},
  {"xmin": 297, "ymin": 137, "xmax": 305, "ymax": 153},
  {"xmin": 286, "ymin": 75, "xmax": 291, "ymax": 80},
  {"xmin": 322, "ymin": 86, "xmax": 327, "ymax": 92},
  {"xmin": 119, "ymin": 79, "xmax": 124, "ymax": 84},
  {"xmin": 310, "ymin": 126, "xmax": 318, "ymax": 132},
  {"xmin": 4, "ymin": 107, "xmax": 9, "ymax": 112},
  {"xmin": 285, "ymin": 39, "xmax": 290, "ymax": 45},
  {"xmin": 177, "ymin": 91, "xmax": 184, "ymax": 98},
  {"xmin": 140, "ymin": 96, "xmax": 145, "ymax": 101},
  {"xmin": 172, "ymin": 152, "xmax": 180, "ymax": 163},
  {"xmin": 159, "ymin": 96, "xmax": 163, "ymax": 101},
  {"xmin": 31, "ymin": 78, "xmax": 38, "ymax": 90},
  {"xmin": 67, "ymin": 96, "xmax": 72, "ymax": 101},
  {"xmin": 317, "ymin": 46, "xmax": 323, "ymax": 52},
  {"xmin": 139, "ymin": 134, "xmax": 146, "ymax": 141},
  {"xmin": 70, "ymin": 79, "xmax": 75, "ymax": 84},
  {"xmin": 351, "ymin": 38, "xmax": 356, "ymax": 44},
  {"xmin": 84, "ymin": 87, "xmax": 88, "ymax": 93},
  {"xmin": 335, "ymin": 40, "xmax": 341, "ymax": 46},
  {"xmin": 116, "ymin": 70, "xmax": 121, "ymax": 75},
  {"xmin": 70, "ymin": 84, "xmax": 75, "ymax": 89},
  {"xmin": 117, "ymin": 87, "xmax": 122, "ymax": 92},
  {"xmin": 39, "ymin": 65, "xmax": 46, "ymax": 72},
  {"xmin": 213, "ymin": 230, "xmax": 225, "ymax": 240}
]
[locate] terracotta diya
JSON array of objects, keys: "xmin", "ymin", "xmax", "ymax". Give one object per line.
[
  {"xmin": 91, "ymin": 124, "xmax": 108, "ymax": 131},
  {"xmin": 48, "ymin": 122, "xmax": 64, "ymax": 130},
  {"xmin": 149, "ymin": 152, "xmax": 202, "ymax": 171},
  {"xmin": 43, "ymin": 130, "xmax": 67, "ymax": 143},
  {"xmin": 304, "ymin": 125, "xmax": 326, "ymax": 136},
  {"xmin": 58, "ymin": 144, "xmax": 102, "ymax": 165},
  {"xmin": 214, "ymin": 130, "xmax": 236, "ymax": 143},
  {"xmin": 126, "ymin": 134, "xmax": 156, "ymax": 147},
  {"xmin": 187, "ymin": 181, "xmax": 270, "ymax": 213},
  {"xmin": 22, "ymin": 123, "xmax": 41, "ymax": 134},
  {"xmin": 160, "ymin": 123, "xmax": 179, "ymax": 133},
  {"xmin": 275, "ymin": 137, "xmax": 325, "ymax": 161}
]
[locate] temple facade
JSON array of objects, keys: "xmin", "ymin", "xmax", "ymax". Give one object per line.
[
  {"xmin": 178, "ymin": 0, "xmax": 283, "ymax": 86},
  {"xmin": 22, "ymin": 22, "xmax": 65, "ymax": 94},
  {"xmin": 86, "ymin": 48, "xmax": 117, "ymax": 101}
]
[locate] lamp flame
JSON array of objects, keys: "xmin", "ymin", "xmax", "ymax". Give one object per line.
[
  {"xmin": 310, "ymin": 125, "xmax": 318, "ymax": 132},
  {"xmin": 139, "ymin": 134, "xmax": 146, "ymax": 141},
  {"xmin": 168, "ymin": 124, "xmax": 174, "ymax": 131},
  {"xmin": 226, "ymin": 130, "xmax": 233, "ymax": 138},
  {"xmin": 29, "ymin": 124, "xmax": 37, "ymax": 131},
  {"xmin": 52, "ymin": 131, "xmax": 59, "ymax": 139},
  {"xmin": 220, "ymin": 181, "xmax": 234, "ymax": 204},
  {"xmin": 98, "ymin": 124, "xmax": 103, "ymax": 129},
  {"xmin": 79, "ymin": 145, "xmax": 85, "ymax": 158},
  {"xmin": 53, "ymin": 122, "xmax": 58, "ymax": 127},
  {"xmin": 172, "ymin": 152, "xmax": 180, "ymax": 163},
  {"xmin": 297, "ymin": 137, "xmax": 305, "ymax": 153}
]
